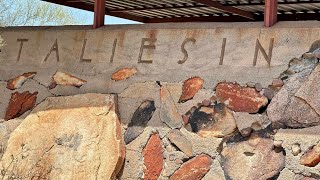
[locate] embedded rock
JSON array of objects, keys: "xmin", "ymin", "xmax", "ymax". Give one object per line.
[
  {"xmin": 0, "ymin": 93, "xmax": 125, "ymax": 179},
  {"xmin": 179, "ymin": 77, "xmax": 204, "ymax": 103},
  {"xmin": 300, "ymin": 143, "xmax": 320, "ymax": 167},
  {"xmin": 167, "ymin": 129, "xmax": 193, "ymax": 157},
  {"xmin": 6, "ymin": 72, "xmax": 36, "ymax": 90},
  {"xmin": 221, "ymin": 134, "xmax": 285, "ymax": 180},
  {"xmin": 160, "ymin": 86, "xmax": 182, "ymax": 129},
  {"xmin": 124, "ymin": 100, "xmax": 156, "ymax": 144},
  {"xmin": 233, "ymin": 112, "xmax": 270, "ymax": 137},
  {"xmin": 5, "ymin": 91, "xmax": 37, "ymax": 120},
  {"xmin": 142, "ymin": 133, "xmax": 163, "ymax": 180},
  {"xmin": 111, "ymin": 67, "xmax": 137, "ymax": 81},
  {"xmin": 52, "ymin": 71, "xmax": 86, "ymax": 88},
  {"xmin": 215, "ymin": 82, "xmax": 268, "ymax": 113},
  {"xmin": 268, "ymin": 64, "xmax": 320, "ymax": 128},
  {"xmin": 170, "ymin": 154, "xmax": 213, "ymax": 180}
]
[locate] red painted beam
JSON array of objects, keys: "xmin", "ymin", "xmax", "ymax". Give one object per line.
[
  {"xmin": 264, "ymin": 0, "xmax": 278, "ymax": 27},
  {"xmin": 93, "ymin": 0, "xmax": 106, "ymax": 29}
]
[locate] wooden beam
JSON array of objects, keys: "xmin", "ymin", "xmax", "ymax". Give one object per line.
[
  {"xmin": 93, "ymin": 0, "xmax": 106, "ymax": 28},
  {"xmin": 146, "ymin": 15, "xmax": 250, "ymax": 23},
  {"xmin": 192, "ymin": 0, "xmax": 255, "ymax": 20},
  {"xmin": 264, "ymin": 0, "xmax": 278, "ymax": 27}
]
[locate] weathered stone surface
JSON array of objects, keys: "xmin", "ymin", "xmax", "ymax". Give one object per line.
[
  {"xmin": 160, "ymin": 86, "xmax": 182, "ymax": 129},
  {"xmin": 233, "ymin": 112, "xmax": 270, "ymax": 137},
  {"xmin": 142, "ymin": 133, "xmax": 163, "ymax": 180},
  {"xmin": 268, "ymin": 62, "xmax": 319, "ymax": 128},
  {"xmin": 277, "ymin": 168, "xmax": 295, "ymax": 180},
  {"xmin": 0, "ymin": 118, "xmax": 23, "ymax": 158},
  {"xmin": 295, "ymin": 174, "xmax": 318, "ymax": 180},
  {"xmin": 292, "ymin": 143, "xmax": 302, "ymax": 156},
  {"xmin": 300, "ymin": 143, "xmax": 320, "ymax": 167},
  {"xmin": 5, "ymin": 91, "xmax": 37, "ymax": 120},
  {"xmin": 179, "ymin": 77, "xmax": 204, "ymax": 103},
  {"xmin": 111, "ymin": 67, "xmax": 137, "ymax": 81},
  {"xmin": 167, "ymin": 129, "xmax": 193, "ymax": 157},
  {"xmin": 170, "ymin": 154, "xmax": 213, "ymax": 180},
  {"xmin": 216, "ymin": 82, "xmax": 268, "ymax": 113},
  {"xmin": 202, "ymin": 158, "xmax": 226, "ymax": 180},
  {"xmin": 124, "ymin": 100, "xmax": 156, "ymax": 144},
  {"xmin": 197, "ymin": 108, "xmax": 237, "ymax": 138},
  {"xmin": 272, "ymin": 78, "xmax": 284, "ymax": 87},
  {"xmin": 52, "ymin": 71, "xmax": 86, "ymax": 88},
  {"xmin": 6, "ymin": 72, "xmax": 36, "ymax": 90},
  {"xmin": 274, "ymin": 126, "xmax": 320, "ymax": 177},
  {"xmin": 313, "ymin": 48, "xmax": 320, "ymax": 59},
  {"xmin": 0, "ymin": 93, "xmax": 125, "ymax": 179},
  {"xmin": 221, "ymin": 134, "xmax": 285, "ymax": 180},
  {"xmin": 0, "ymin": 82, "xmax": 12, "ymax": 119}
]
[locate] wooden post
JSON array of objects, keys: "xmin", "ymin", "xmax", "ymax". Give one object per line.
[
  {"xmin": 93, "ymin": 0, "xmax": 106, "ymax": 29},
  {"xmin": 264, "ymin": 0, "xmax": 278, "ymax": 27}
]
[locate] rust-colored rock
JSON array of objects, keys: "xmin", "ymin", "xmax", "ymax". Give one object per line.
[
  {"xmin": 111, "ymin": 67, "xmax": 137, "ymax": 81},
  {"xmin": 52, "ymin": 71, "xmax": 86, "ymax": 88},
  {"xmin": 179, "ymin": 77, "xmax": 204, "ymax": 103},
  {"xmin": 170, "ymin": 154, "xmax": 213, "ymax": 180},
  {"xmin": 142, "ymin": 133, "xmax": 163, "ymax": 180},
  {"xmin": 6, "ymin": 72, "xmax": 36, "ymax": 90},
  {"xmin": 215, "ymin": 82, "xmax": 268, "ymax": 113},
  {"xmin": 300, "ymin": 143, "xmax": 320, "ymax": 167},
  {"xmin": 5, "ymin": 91, "xmax": 38, "ymax": 120}
]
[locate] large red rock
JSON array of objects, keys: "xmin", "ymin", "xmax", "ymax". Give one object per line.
[
  {"xmin": 6, "ymin": 72, "xmax": 36, "ymax": 90},
  {"xmin": 170, "ymin": 154, "xmax": 213, "ymax": 180},
  {"xmin": 216, "ymin": 82, "xmax": 268, "ymax": 113},
  {"xmin": 142, "ymin": 133, "xmax": 163, "ymax": 180},
  {"xmin": 179, "ymin": 77, "xmax": 204, "ymax": 103},
  {"xmin": 5, "ymin": 91, "xmax": 38, "ymax": 120},
  {"xmin": 111, "ymin": 67, "xmax": 137, "ymax": 81},
  {"xmin": 300, "ymin": 143, "xmax": 320, "ymax": 167}
]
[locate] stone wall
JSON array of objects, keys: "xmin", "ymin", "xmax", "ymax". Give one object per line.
[{"xmin": 0, "ymin": 22, "xmax": 319, "ymax": 179}]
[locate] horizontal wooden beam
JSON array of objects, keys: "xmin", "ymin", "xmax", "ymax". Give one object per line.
[
  {"xmin": 192, "ymin": 0, "xmax": 255, "ymax": 20},
  {"xmin": 145, "ymin": 15, "xmax": 250, "ymax": 23},
  {"xmin": 42, "ymin": 0, "xmax": 146, "ymax": 23}
]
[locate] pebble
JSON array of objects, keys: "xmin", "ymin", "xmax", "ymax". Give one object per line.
[
  {"xmin": 291, "ymin": 144, "xmax": 301, "ymax": 156},
  {"xmin": 246, "ymin": 82, "xmax": 256, "ymax": 88},
  {"xmin": 201, "ymin": 99, "xmax": 211, "ymax": 107},
  {"xmin": 263, "ymin": 88, "xmax": 275, "ymax": 100},
  {"xmin": 255, "ymin": 83, "xmax": 263, "ymax": 92},
  {"xmin": 272, "ymin": 78, "xmax": 284, "ymax": 87},
  {"xmin": 214, "ymin": 103, "xmax": 225, "ymax": 113},
  {"xmin": 273, "ymin": 140, "xmax": 283, "ymax": 148},
  {"xmin": 174, "ymin": 159, "xmax": 183, "ymax": 164}
]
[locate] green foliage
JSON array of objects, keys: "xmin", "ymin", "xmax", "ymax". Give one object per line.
[{"xmin": 0, "ymin": 0, "xmax": 82, "ymax": 26}]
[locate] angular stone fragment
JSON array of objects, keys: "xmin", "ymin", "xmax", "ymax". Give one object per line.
[
  {"xmin": 124, "ymin": 100, "xmax": 156, "ymax": 144},
  {"xmin": 216, "ymin": 82, "xmax": 268, "ymax": 113},
  {"xmin": 179, "ymin": 77, "xmax": 204, "ymax": 103},
  {"xmin": 221, "ymin": 134, "xmax": 285, "ymax": 180},
  {"xmin": 52, "ymin": 71, "xmax": 86, "ymax": 88},
  {"xmin": 5, "ymin": 91, "xmax": 37, "ymax": 120},
  {"xmin": 0, "ymin": 93, "xmax": 125, "ymax": 179},
  {"xmin": 111, "ymin": 67, "xmax": 137, "ymax": 81},
  {"xmin": 233, "ymin": 112, "xmax": 270, "ymax": 137},
  {"xmin": 170, "ymin": 154, "xmax": 213, "ymax": 180},
  {"xmin": 167, "ymin": 129, "xmax": 193, "ymax": 157},
  {"xmin": 160, "ymin": 86, "xmax": 182, "ymax": 129},
  {"xmin": 300, "ymin": 143, "xmax": 320, "ymax": 167},
  {"xmin": 142, "ymin": 133, "xmax": 163, "ymax": 180},
  {"xmin": 6, "ymin": 72, "xmax": 36, "ymax": 90},
  {"xmin": 197, "ymin": 108, "xmax": 237, "ymax": 138}
]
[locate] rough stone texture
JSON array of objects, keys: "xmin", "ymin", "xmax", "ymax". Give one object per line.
[
  {"xmin": 170, "ymin": 154, "xmax": 213, "ymax": 180},
  {"xmin": 233, "ymin": 112, "xmax": 271, "ymax": 137},
  {"xmin": 202, "ymin": 158, "xmax": 226, "ymax": 180},
  {"xmin": 5, "ymin": 91, "xmax": 37, "ymax": 120},
  {"xmin": 277, "ymin": 168, "xmax": 296, "ymax": 180},
  {"xmin": 52, "ymin": 71, "xmax": 87, "ymax": 88},
  {"xmin": 274, "ymin": 126, "xmax": 320, "ymax": 177},
  {"xmin": 0, "ymin": 118, "xmax": 23, "ymax": 158},
  {"xmin": 197, "ymin": 108, "xmax": 237, "ymax": 138},
  {"xmin": 268, "ymin": 62, "xmax": 319, "ymax": 128},
  {"xmin": 179, "ymin": 77, "xmax": 204, "ymax": 103},
  {"xmin": 6, "ymin": 72, "xmax": 36, "ymax": 90},
  {"xmin": 124, "ymin": 100, "xmax": 156, "ymax": 144},
  {"xmin": 216, "ymin": 82, "xmax": 268, "ymax": 113},
  {"xmin": 111, "ymin": 67, "xmax": 137, "ymax": 81},
  {"xmin": 300, "ymin": 143, "xmax": 320, "ymax": 167},
  {"xmin": 142, "ymin": 133, "xmax": 163, "ymax": 180},
  {"xmin": 167, "ymin": 129, "xmax": 193, "ymax": 157},
  {"xmin": 221, "ymin": 134, "xmax": 285, "ymax": 180},
  {"xmin": 0, "ymin": 93, "xmax": 125, "ymax": 179},
  {"xmin": 160, "ymin": 86, "xmax": 183, "ymax": 129},
  {"xmin": 0, "ymin": 82, "xmax": 12, "ymax": 119}
]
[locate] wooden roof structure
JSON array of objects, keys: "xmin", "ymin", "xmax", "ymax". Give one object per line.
[{"xmin": 42, "ymin": 0, "xmax": 320, "ymax": 28}]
